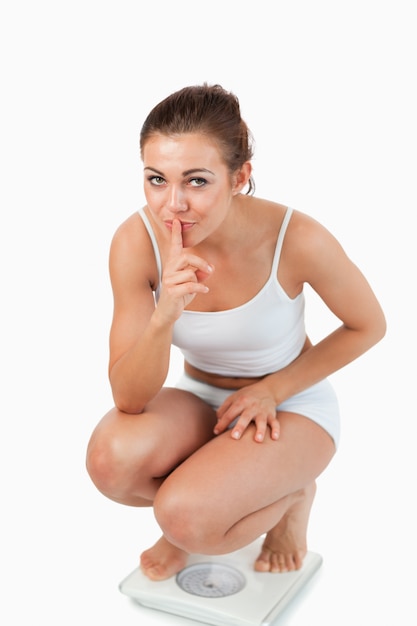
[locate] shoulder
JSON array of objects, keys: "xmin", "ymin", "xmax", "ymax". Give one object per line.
[
  {"xmin": 245, "ymin": 195, "xmax": 287, "ymax": 217},
  {"xmin": 283, "ymin": 208, "xmax": 349, "ymax": 284},
  {"xmin": 111, "ymin": 210, "xmax": 148, "ymax": 253},
  {"xmin": 247, "ymin": 201, "xmax": 348, "ymax": 294},
  {"xmin": 245, "ymin": 196, "xmax": 337, "ymax": 246},
  {"xmin": 242, "ymin": 195, "xmax": 288, "ymax": 239},
  {"xmin": 244, "ymin": 197, "xmax": 331, "ymax": 250},
  {"xmin": 287, "ymin": 208, "xmax": 333, "ymax": 242},
  {"xmin": 287, "ymin": 209, "xmax": 343, "ymax": 255},
  {"xmin": 109, "ymin": 209, "xmax": 159, "ymax": 292}
]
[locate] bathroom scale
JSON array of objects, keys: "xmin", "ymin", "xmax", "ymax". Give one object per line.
[{"xmin": 119, "ymin": 538, "xmax": 323, "ymax": 626}]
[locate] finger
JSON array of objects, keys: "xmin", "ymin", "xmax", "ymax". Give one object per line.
[
  {"xmin": 166, "ymin": 280, "xmax": 210, "ymax": 299},
  {"xmin": 269, "ymin": 418, "xmax": 280, "ymax": 441},
  {"xmin": 254, "ymin": 420, "xmax": 268, "ymax": 443},
  {"xmin": 232, "ymin": 408, "xmax": 278, "ymax": 443},
  {"xmin": 170, "ymin": 218, "xmax": 184, "ymax": 257},
  {"xmin": 164, "ymin": 265, "xmax": 201, "ymax": 286},
  {"xmin": 213, "ymin": 410, "xmax": 239, "ymax": 435},
  {"xmin": 216, "ymin": 391, "xmax": 244, "ymax": 420},
  {"xmin": 214, "ymin": 399, "xmax": 242, "ymax": 434},
  {"xmin": 183, "ymin": 256, "xmax": 214, "ymax": 276},
  {"xmin": 216, "ymin": 397, "xmax": 233, "ymax": 421},
  {"xmin": 230, "ymin": 405, "xmax": 269, "ymax": 440},
  {"xmin": 229, "ymin": 404, "xmax": 260, "ymax": 440},
  {"xmin": 213, "ymin": 419, "xmax": 227, "ymax": 436},
  {"xmin": 231, "ymin": 414, "xmax": 254, "ymax": 440}
]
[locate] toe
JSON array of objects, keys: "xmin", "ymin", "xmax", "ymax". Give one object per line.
[{"xmin": 254, "ymin": 547, "xmax": 273, "ymax": 572}]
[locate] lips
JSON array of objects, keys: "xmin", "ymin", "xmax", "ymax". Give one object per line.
[{"xmin": 165, "ymin": 220, "xmax": 196, "ymax": 232}]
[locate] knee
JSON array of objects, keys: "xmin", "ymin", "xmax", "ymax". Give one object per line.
[
  {"xmin": 153, "ymin": 485, "xmax": 220, "ymax": 554},
  {"xmin": 86, "ymin": 429, "xmax": 125, "ymax": 497},
  {"xmin": 86, "ymin": 421, "xmax": 151, "ymax": 501}
]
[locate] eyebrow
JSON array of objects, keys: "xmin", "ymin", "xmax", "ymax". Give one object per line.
[{"xmin": 144, "ymin": 166, "xmax": 215, "ymax": 177}]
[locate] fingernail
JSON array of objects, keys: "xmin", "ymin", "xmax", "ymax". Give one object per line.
[{"xmin": 232, "ymin": 431, "xmax": 240, "ymax": 440}]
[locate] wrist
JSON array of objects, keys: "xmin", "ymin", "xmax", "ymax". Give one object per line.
[
  {"xmin": 258, "ymin": 372, "xmax": 284, "ymax": 406},
  {"xmin": 150, "ymin": 307, "xmax": 176, "ymax": 333}
]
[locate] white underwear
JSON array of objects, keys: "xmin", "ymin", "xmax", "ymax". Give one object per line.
[{"xmin": 175, "ymin": 372, "xmax": 340, "ymax": 448}]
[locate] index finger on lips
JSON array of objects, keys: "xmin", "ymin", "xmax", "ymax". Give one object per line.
[{"xmin": 170, "ymin": 218, "xmax": 183, "ymax": 257}]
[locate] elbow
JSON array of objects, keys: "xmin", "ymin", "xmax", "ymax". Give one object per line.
[
  {"xmin": 110, "ymin": 381, "xmax": 146, "ymax": 415},
  {"xmin": 346, "ymin": 309, "xmax": 387, "ymax": 356},
  {"xmin": 109, "ymin": 369, "xmax": 145, "ymax": 414},
  {"xmin": 114, "ymin": 400, "xmax": 145, "ymax": 415},
  {"xmin": 379, "ymin": 317, "xmax": 387, "ymax": 343},
  {"xmin": 374, "ymin": 309, "xmax": 387, "ymax": 344},
  {"xmin": 112, "ymin": 392, "xmax": 145, "ymax": 415},
  {"xmin": 365, "ymin": 309, "xmax": 387, "ymax": 350}
]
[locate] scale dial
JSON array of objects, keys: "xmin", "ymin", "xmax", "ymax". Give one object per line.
[{"xmin": 176, "ymin": 562, "xmax": 246, "ymax": 598}]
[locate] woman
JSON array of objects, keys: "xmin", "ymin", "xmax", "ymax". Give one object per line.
[{"xmin": 86, "ymin": 84, "xmax": 386, "ymax": 580}]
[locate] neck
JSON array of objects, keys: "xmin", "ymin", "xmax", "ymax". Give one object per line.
[{"xmin": 194, "ymin": 194, "xmax": 250, "ymax": 255}]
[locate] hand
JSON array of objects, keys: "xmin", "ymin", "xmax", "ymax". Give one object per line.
[
  {"xmin": 214, "ymin": 383, "xmax": 280, "ymax": 443},
  {"xmin": 158, "ymin": 218, "xmax": 214, "ymax": 322}
]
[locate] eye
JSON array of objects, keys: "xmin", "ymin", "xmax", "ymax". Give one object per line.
[
  {"xmin": 148, "ymin": 175, "xmax": 166, "ymax": 186},
  {"xmin": 188, "ymin": 177, "xmax": 207, "ymax": 187}
]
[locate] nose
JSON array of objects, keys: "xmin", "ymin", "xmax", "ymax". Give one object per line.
[{"xmin": 167, "ymin": 184, "xmax": 188, "ymax": 213}]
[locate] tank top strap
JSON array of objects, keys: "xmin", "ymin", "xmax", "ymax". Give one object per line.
[
  {"xmin": 137, "ymin": 205, "xmax": 293, "ymax": 286},
  {"xmin": 271, "ymin": 207, "xmax": 293, "ymax": 275},
  {"xmin": 138, "ymin": 206, "xmax": 162, "ymax": 284}
]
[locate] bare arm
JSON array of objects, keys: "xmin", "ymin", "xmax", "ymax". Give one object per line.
[
  {"xmin": 216, "ymin": 213, "xmax": 386, "ymax": 439},
  {"xmin": 108, "ymin": 215, "xmax": 213, "ymax": 413},
  {"xmin": 263, "ymin": 216, "xmax": 386, "ymax": 402}
]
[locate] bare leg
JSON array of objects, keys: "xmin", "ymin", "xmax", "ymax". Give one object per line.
[
  {"xmin": 140, "ymin": 536, "xmax": 189, "ymax": 581},
  {"xmin": 254, "ymin": 481, "xmax": 317, "ymax": 572},
  {"xmin": 146, "ymin": 412, "xmax": 335, "ymax": 578},
  {"xmin": 86, "ymin": 387, "xmax": 218, "ymax": 579},
  {"xmin": 86, "ymin": 387, "xmax": 217, "ymax": 504}
]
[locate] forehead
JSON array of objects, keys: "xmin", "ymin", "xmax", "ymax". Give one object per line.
[{"xmin": 143, "ymin": 133, "xmax": 225, "ymax": 169}]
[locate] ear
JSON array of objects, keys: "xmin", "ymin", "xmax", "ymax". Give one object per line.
[{"xmin": 232, "ymin": 161, "xmax": 252, "ymax": 195}]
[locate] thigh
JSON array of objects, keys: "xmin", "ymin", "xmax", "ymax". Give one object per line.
[
  {"xmin": 159, "ymin": 411, "xmax": 336, "ymax": 524},
  {"xmin": 88, "ymin": 387, "xmax": 218, "ymax": 477}
]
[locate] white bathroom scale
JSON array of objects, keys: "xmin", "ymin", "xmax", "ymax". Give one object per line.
[{"xmin": 119, "ymin": 538, "xmax": 323, "ymax": 626}]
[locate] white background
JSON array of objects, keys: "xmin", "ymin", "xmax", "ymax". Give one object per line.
[{"xmin": 1, "ymin": 1, "xmax": 416, "ymax": 624}]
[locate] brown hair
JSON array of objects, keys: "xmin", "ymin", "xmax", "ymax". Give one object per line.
[{"xmin": 140, "ymin": 84, "xmax": 255, "ymax": 195}]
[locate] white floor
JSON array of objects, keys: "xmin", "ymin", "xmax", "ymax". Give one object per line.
[{"xmin": 2, "ymin": 2, "xmax": 416, "ymax": 624}]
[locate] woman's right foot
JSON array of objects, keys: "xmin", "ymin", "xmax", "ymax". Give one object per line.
[{"xmin": 140, "ymin": 536, "xmax": 189, "ymax": 581}]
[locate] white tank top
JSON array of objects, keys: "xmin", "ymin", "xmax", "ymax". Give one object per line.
[{"xmin": 138, "ymin": 206, "xmax": 306, "ymax": 377}]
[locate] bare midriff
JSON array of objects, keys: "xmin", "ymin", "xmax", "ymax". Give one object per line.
[{"xmin": 183, "ymin": 337, "xmax": 312, "ymax": 390}]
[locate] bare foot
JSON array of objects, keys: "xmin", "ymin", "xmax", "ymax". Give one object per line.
[
  {"xmin": 140, "ymin": 536, "xmax": 189, "ymax": 581},
  {"xmin": 254, "ymin": 482, "xmax": 317, "ymax": 573}
]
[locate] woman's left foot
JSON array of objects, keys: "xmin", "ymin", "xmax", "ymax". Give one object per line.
[{"xmin": 254, "ymin": 482, "xmax": 316, "ymax": 573}]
